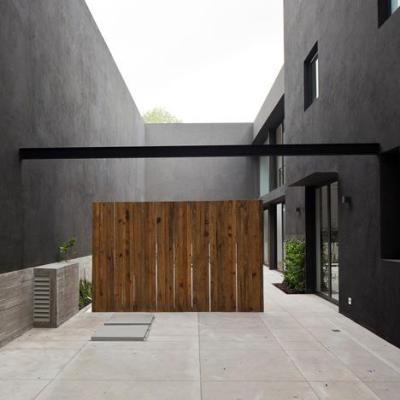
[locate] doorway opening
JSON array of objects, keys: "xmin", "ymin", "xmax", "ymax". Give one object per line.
[
  {"xmin": 263, "ymin": 202, "xmax": 285, "ymax": 271},
  {"xmin": 276, "ymin": 202, "xmax": 286, "ymax": 271},
  {"xmin": 315, "ymin": 182, "xmax": 339, "ymax": 302}
]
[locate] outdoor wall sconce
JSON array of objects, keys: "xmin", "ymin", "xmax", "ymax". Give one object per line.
[
  {"xmin": 341, "ymin": 196, "xmax": 352, "ymax": 207},
  {"xmin": 295, "ymin": 207, "xmax": 302, "ymax": 215}
]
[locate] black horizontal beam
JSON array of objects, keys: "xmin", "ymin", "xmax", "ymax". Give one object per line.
[{"xmin": 19, "ymin": 143, "xmax": 381, "ymax": 160}]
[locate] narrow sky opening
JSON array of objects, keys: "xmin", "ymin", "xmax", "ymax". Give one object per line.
[{"xmin": 85, "ymin": 0, "xmax": 284, "ymax": 123}]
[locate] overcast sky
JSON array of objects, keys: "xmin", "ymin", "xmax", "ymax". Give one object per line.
[{"xmin": 85, "ymin": 0, "xmax": 284, "ymax": 122}]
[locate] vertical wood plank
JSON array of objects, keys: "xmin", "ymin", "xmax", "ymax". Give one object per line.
[
  {"xmin": 114, "ymin": 203, "xmax": 134, "ymax": 311},
  {"xmin": 143, "ymin": 203, "xmax": 157, "ymax": 311},
  {"xmin": 211, "ymin": 201, "xmax": 237, "ymax": 311},
  {"xmin": 92, "ymin": 202, "xmax": 115, "ymax": 312},
  {"xmin": 92, "ymin": 203, "xmax": 100, "ymax": 312},
  {"xmin": 208, "ymin": 202, "xmax": 217, "ymax": 312},
  {"xmin": 132, "ymin": 203, "xmax": 157, "ymax": 311},
  {"xmin": 236, "ymin": 200, "xmax": 264, "ymax": 312},
  {"xmin": 156, "ymin": 202, "xmax": 174, "ymax": 311},
  {"xmin": 236, "ymin": 200, "xmax": 247, "ymax": 312},
  {"xmin": 258, "ymin": 201, "xmax": 264, "ymax": 311},
  {"xmin": 131, "ymin": 203, "xmax": 143, "ymax": 311},
  {"xmin": 191, "ymin": 202, "xmax": 210, "ymax": 311},
  {"xmin": 173, "ymin": 202, "xmax": 192, "ymax": 311}
]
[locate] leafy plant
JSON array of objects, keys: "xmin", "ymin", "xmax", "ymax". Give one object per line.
[
  {"xmin": 58, "ymin": 237, "xmax": 77, "ymax": 261},
  {"xmin": 143, "ymin": 107, "xmax": 182, "ymax": 123},
  {"xmin": 283, "ymin": 239, "xmax": 306, "ymax": 292},
  {"xmin": 79, "ymin": 279, "xmax": 92, "ymax": 309}
]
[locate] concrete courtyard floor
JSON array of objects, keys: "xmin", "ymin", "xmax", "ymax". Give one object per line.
[{"xmin": 1, "ymin": 269, "xmax": 400, "ymax": 400}]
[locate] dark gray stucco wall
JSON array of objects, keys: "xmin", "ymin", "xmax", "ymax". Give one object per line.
[
  {"xmin": 1, "ymin": 0, "xmax": 145, "ymax": 272},
  {"xmin": 145, "ymin": 124, "xmax": 258, "ymax": 201},
  {"xmin": 0, "ymin": 0, "xmax": 31, "ymax": 271},
  {"xmin": 283, "ymin": 0, "xmax": 400, "ymax": 346}
]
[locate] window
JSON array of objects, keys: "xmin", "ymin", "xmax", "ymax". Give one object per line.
[
  {"xmin": 379, "ymin": 0, "xmax": 400, "ymax": 25},
  {"xmin": 259, "ymin": 138, "xmax": 270, "ymax": 196},
  {"xmin": 263, "ymin": 209, "xmax": 269, "ymax": 265},
  {"xmin": 276, "ymin": 203, "xmax": 286, "ymax": 271},
  {"xmin": 260, "ymin": 121, "xmax": 285, "ymax": 193},
  {"xmin": 380, "ymin": 153, "xmax": 400, "ymax": 259},
  {"xmin": 391, "ymin": 0, "xmax": 400, "ymax": 13},
  {"xmin": 315, "ymin": 182, "xmax": 340, "ymax": 302},
  {"xmin": 275, "ymin": 123, "xmax": 285, "ymax": 187},
  {"xmin": 304, "ymin": 43, "xmax": 319, "ymax": 110}
]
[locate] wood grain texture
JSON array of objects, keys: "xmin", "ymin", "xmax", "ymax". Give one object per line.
[
  {"xmin": 132, "ymin": 203, "xmax": 157, "ymax": 311},
  {"xmin": 155, "ymin": 203, "xmax": 174, "ymax": 311},
  {"xmin": 173, "ymin": 202, "xmax": 192, "ymax": 311},
  {"xmin": 211, "ymin": 201, "xmax": 237, "ymax": 311},
  {"xmin": 92, "ymin": 203, "xmax": 115, "ymax": 312},
  {"xmin": 191, "ymin": 202, "xmax": 210, "ymax": 311},
  {"xmin": 92, "ymin": 201, "xmax": 263, "ymax": 312},
  {"xmin": 114, "ymin": 203, "xmax": 129, "ymax": 311},
  {"xmin": 236, "ymin": 201, "xmax": 264, "ymax": 311}
]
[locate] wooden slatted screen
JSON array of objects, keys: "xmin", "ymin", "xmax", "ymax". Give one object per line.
[{"xmin": 93, "ymin": 201, "xmax": 263, "ymax": 312}]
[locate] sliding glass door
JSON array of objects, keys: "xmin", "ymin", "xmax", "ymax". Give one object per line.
[
  {"xmin": 315, "ymin": 182, "xmax": 339, "ymax": 302},
  {"xmin": 276, "ymin": 203, "xmax": 285, "ymax": 271},
  {"xmin": 263, "ymin": 209, "xmax": 269, "ymax": 266}
]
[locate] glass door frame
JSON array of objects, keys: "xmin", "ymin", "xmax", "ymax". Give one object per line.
[
  {"xmin": 263, "ymin": 200, "xmax": 285, "ymax": 271},
  {"xmin": 276, "ymin": 202, "xmax": 286, "ymax": 271},
  {"xmin": 315, "ymin": 182, "xmax": 339, "ymax": 305}
]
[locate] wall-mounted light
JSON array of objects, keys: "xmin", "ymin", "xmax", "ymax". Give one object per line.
[
  {"xmin": 295, "ymin": 207, "xmax": 302, "ymax": 216},
  {"xmin": 341, "ymin": 196, "xmax": 352, "ymax": 207}
]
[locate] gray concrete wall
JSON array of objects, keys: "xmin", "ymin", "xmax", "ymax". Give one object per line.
[
  {"xmin": 1, "ymin": 0, "xmax": 145, "ymax": 272},
  {"xmin": 0, "ymin": 268, "xmax": 34, "ymax": 347},
  {"xmin": 78, "ymin": 256, "xmax": 92, "ymax": 282},
  {"xmin": 253, "ymin": 67, "xmax": 285, "ymax": 140},
  {"xmin": 145, "ymin": 123, "xmax": 258, "ymax": 201},
  {"xmin": 0, "ymin": 257, "xmax": 90, "ymax": 347},
  {"xmin": 282, "ymin": 0, "xmax": 400, "ymax": 346},
  {"xmin": 34, "ymin": 262, "xmax": 80, "ymax": 328}
]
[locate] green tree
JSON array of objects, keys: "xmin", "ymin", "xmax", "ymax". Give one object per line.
[
  {"xmin": 143, "ymin": 107, "xmax": 182, "ymax": 123},
  {"xmin": 283, "ymin": 239, "xmax": 306, "ymax": 292}
]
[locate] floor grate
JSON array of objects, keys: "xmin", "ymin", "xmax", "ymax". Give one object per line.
[{"xmin": 91, "ymin": 314, "xmax": 155, "ymax": 341}]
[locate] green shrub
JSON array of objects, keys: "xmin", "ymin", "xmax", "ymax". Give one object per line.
[
  {"xmin": 79, "ymin": 279, "xmax": 92, "ymax": 309},
  {"xmin": 58, "ymin": 237, "xmax": 77, "ymax": 261},
  {"xmin": 283, "ymin": 239, "xmax": 306, "ymax": 292}
]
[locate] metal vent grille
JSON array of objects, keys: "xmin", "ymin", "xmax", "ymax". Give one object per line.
[{"xmin": 33, "ymin": 276, "xmax": 51, "ymax": 323}]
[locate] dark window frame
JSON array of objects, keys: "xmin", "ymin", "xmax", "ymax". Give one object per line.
[
  {"xmin": 267, "ymin": 120, "xmax": 285, "ymax": 191},
  {"xmin": 378, "ymin": 0, "xmax": 400, "ymax": 26},
  {"xmin": 380, "ymin": 152, "xmax": 400, "ymax": 259},
  {"xmin": 304, "ymin": 42, "xmax": 319, "ymax": 111},
  {"xmin": 314, "ymin": 181, "xmax": 340, "ymax": 305}
]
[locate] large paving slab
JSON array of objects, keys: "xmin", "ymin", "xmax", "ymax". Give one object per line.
[
  {"xmin": 0, "ymin": 380, "xmax": 49, "ymax": 400},
  {"xmin": 0, "ymin": 348, "xmax": 78, "ymax": 380},
  {"xmin": 0, "ymin": 268, "xmax": 399, "ymax": 400},
  {"xmin": 105, "ymin": 313, "xmax": 155, "ymax": 325},
  {"xmin": 202, "ymin": 381, "xmax": 319, "ymax": 400},
  {"xmin": 58, "ymin": 347, "xmax": 200, "ymax": 381},
  {"xmin": 36, "ymin": 381, "xmax": 201, "ymax": 400}
]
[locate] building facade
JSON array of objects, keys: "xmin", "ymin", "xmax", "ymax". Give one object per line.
[
  {"xmin": 0, "ymin": 0, "xmax": 258, "ymax": 274},
  {"xmin": 255, "ymin": 0, "xmax": 400, "ymax": 347},
  {"xmin": 2, "ymin": 0, "xmax": 400, "ymax": 349}
]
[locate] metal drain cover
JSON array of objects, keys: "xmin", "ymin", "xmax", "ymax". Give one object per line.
[{"xmin": 91, "ymin": 325, "xmax": 150, "ymax": 341}]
